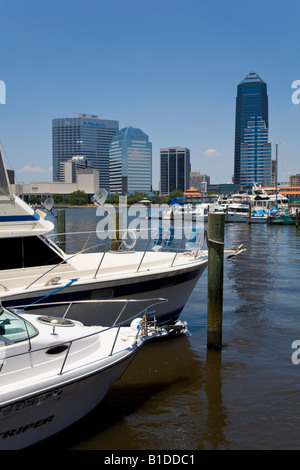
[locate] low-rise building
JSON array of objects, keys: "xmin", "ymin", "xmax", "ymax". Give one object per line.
[{"xmin": 12, "ymin": 167, "xmax": 99, "ymax": 200}]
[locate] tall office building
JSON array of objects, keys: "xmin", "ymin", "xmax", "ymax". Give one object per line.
[
  {"xmin": 160, "ymin": 147, "xmax": 190, "ymax": 195},
  {"xmin": 240, "ymin": 115, "xmax": 272, "ymax": 185},
  {"xmin": 109, "ymin": 126, "xmax": 152, "ymax": 194},
  {"xmin": 234, "ymin": 72, "xmax": 271, "ymax": 185},
  {"xmin": 52, "ymin": 114, "xmax": 119, "ymax": 190}
]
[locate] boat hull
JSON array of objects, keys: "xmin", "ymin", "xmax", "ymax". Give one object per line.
[
  {"xmin": 0, "ymin": 352, "xmax": 135, "ymax": 450},
  {"xmin": 267, "ymin": 215, "xmax": 295, "ymax": 225},
  {"xmin": 1, "ymin": 262, "xmax": 207, "ymax": 326},
  {"xmin": 214, "ymin": 210, "xmax": 249, "ymax": 223},
  {"xmin": 250, "ymin": 216, "xmax": 268, "ymax": 224},
  {"xmin": 225, "ymin": 213, "xmax": 249, "ymax": 223}
]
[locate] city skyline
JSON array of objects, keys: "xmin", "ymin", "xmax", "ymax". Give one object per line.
[{"xmin": 0, "ymin": 0, "xmax": 299, "ymax": 189}]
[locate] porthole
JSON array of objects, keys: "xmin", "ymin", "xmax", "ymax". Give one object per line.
[{"xmin": 46, "ymin": 345, "xmax": 69, "ymax": 355}]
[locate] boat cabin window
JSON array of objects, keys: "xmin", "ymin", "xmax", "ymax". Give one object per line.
[
  {"xmin": 0, "ymin": 236, "xmax": 64, "ymax": 270},
  {"xmin": 0, "ymin": 306, "xmax": 38, "ymax": 344}
]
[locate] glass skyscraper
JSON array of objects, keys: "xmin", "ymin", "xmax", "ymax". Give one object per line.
[
  {"xmin": 160, "ymin": 147, "xmax": 190, "ymax": 195},
  {"xmin": 234, "ymin": 72, "xmax": 271, "ymax": 185},
  {"xmin": 52, "ymin": 114, "xmax": 119, "ymax": 190},
  {"xmin": 240, "ymin": 115, "xmax": 272, "ymax": 185},
  {"xmin": 109, "ymin": 126, "xmax": 152, "ymax": 194}
]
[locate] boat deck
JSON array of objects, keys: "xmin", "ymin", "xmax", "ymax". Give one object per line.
[{"xmin": 0, "ymin": 249, "xmax": 207, "ymax": 294}]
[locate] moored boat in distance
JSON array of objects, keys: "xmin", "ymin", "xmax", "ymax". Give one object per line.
[
  {"xmin": 214, "ymin": 193, "xmax": 251, "ymax": 223},
  {"xmin": 267, "ymin": 213, "xmax": 296, "ymax": 225}
]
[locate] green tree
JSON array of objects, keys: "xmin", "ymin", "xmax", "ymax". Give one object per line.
[
  {"xmin": 64, "ymin": 190, "xmax": 88, "ymax": 206},
  {"xmin": 127, "ymin": 192, "xmax": 149, "ymax": 205},
  {"xmin": 106, "ymin": 194, "xmax": 120, "ymax": 205},
  {"xmin": 52, "ymin": 193, "xmax": 64, "ymax": 205},
  {"xmin": 28, "ymin": 195, "xmax": 41, "ymax": 205},
  {"xmin": 157, "ymin": 195, "xmax": 171, "ymax": 204},
  {"xmin": 169, "ymin": 189, "xmax": 184, "ymax": 198}
]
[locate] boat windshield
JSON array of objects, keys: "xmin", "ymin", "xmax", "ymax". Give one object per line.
[{"xmin": 0, "ymin": 306, "xmax": 37, "ymax": 344}]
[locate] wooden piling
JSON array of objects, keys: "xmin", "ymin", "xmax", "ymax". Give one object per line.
[
  {"xmin": 207, "ymin": 213, "xmax": 225, "ymax": 350},
  {"xmin": 112, "ymin": 210, "xmax": 122, "ymax": 251},
  {"xmin": 57, "ymin": 209, "xmax": 66, "ymax": 251},
  {"xmin": 248, "ymin": 205, "xmax": 252, "ymax": 224},
  {"xmin": 296, "ymin": 209, "xmax": 299, "ymax": 227}
]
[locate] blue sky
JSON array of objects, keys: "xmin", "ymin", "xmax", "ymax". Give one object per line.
[{"xmin": 0, "ymin": 0, "xmax": 299, "ymax": 189}]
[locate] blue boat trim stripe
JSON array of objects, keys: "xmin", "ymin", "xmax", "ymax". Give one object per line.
[{"xmin": 0, "ymin": 213, "xmax": 40, "ymax": 222}]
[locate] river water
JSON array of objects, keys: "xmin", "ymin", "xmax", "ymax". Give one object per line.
[{"xmin": 36, "ymin": 208, "xmax": 300, "ymax": 450}]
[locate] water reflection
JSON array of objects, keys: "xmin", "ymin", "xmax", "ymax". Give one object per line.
[
  {"xmin": 226, "ymin": 225, "xmax": 275, "ymax": 313},
  {"xmin": 33, "ymin": 330, "xmax": 238, "ymax": 450},
  {"xmin": 202, "ymin": 350, "xmax": 229, "ymax": 450}
]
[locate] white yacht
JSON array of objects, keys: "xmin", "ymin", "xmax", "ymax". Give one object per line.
[
  {"xmin": 215, "ymin": 194, "xmax": 251, "ymax": 223},
  {"xmin": 0, "ymin": 148, "xmax": 208, "ymax": 327},
  {"xmin": 251, "ymin": 184, "xmax": 289, "ymax": 213}
]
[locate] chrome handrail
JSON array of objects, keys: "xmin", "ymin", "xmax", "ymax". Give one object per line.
[
  {"xmin": 1, "ymin": 298, "xmax": 168, "ymax": 377},
  {"xmin": 23, "ymin": 226, "xmax": 205, "ymax": 290}
]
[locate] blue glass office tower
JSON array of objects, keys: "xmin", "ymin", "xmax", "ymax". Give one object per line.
[
  {"xmin": 240, "ymin": 115, "xmax": 272, "ymax": 185},
  {"xmin": 234, "ymin": 72, "xmax": 271, "ymax": 185},
  {"xmin": 109, "ymin": 126, "xmax": 152, "ymax": 194},
  {"xmin": 52, "ymin": 114, "xmax": 119, "ymax": 190}
]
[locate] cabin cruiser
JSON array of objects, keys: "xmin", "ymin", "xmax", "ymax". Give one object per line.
[
  {"xmin": 250, "ymin": 184, "xmax": 290, "ymax": 223},
  {"xmin": 214, "ymin": 194, "xmax": 251, "ymax": 223},
  {"xmin": 0, "ymin": 148, "xmax": 208, "ymax": 327},
  {"xmin": 251, "ymin": 184, "xmax": 289, "ymax": 212},
  {"xmin": 0, "ymin": 297, "xmax": 186, "ymax": 449}
]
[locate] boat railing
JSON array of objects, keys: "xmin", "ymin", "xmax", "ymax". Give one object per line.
[
  {"xmin": 23, "ymin": 226, "xmax": 206, "ymax": 290},
  {"xmin": 0, "ymin": 298, "xmax": 168, "ymax": 377}
]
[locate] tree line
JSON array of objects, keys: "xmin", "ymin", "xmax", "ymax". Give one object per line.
[{"xmin": 29, "ymin": 189, "xmax": 185, "ymax": 206}]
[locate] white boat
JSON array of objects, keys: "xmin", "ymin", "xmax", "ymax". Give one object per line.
[
  {"xmin": 214, "ymin": 194, "xmax": 251, "ymax": 223},
  {"xmin": 162, "ymin": 204, "xmax": 194, "ymax": 220},
  {"xmin": 162, "ymin": 203, "xmax": 215, "ymax": 222},
  {"xmin": 0, "ymin": 147, "xmax": 208, "ymax": 326},
  {"xmin": 0, "ymin": 297, "xmax": 186, "ymax": 450},
  {"xmin": 250, "ymin": 210, "xmax": 269, "ymax": 224},
  {"xmin": 191, "ymin": 203, "xmax": 216, "ymax": 222},
  {"xmin": 251, "ymin": 184, "xmax": 289, "ymax": 217},
  {"xmin": 215, "ymin": 195, "xmax": 232, "ymax": 212}
]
